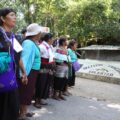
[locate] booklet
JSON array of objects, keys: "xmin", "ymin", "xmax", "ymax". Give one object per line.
[{"xmin": 13, "ymin": 38, "xmax": 23, "ymax": 53}]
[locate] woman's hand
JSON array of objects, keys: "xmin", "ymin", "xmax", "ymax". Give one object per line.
[
  {"xmin": 19, "ymin": 58, "xmax": 28, "ymax": 85},
  {"xmin": 21, "ymin": 73, "xmax": 28, "ymax": 85}
]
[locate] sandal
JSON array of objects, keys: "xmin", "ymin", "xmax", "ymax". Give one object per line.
[
  {"xmin": 40, "ymin": 101, "xmax": 48, "ymax": 105},
  {"xmin": 33, "ymin": 103, "xmax": 42, "ymax": 109},
  {"xmin": 25, "ymin": 112, "xmax": 35, "ymax": 117},
  {"xmin": 67, "ymin": 91, "xmax": 72, "ymax": 95},
  {"xmin": 40, "ymin": 100, "xmax": 48, "ymax": 105},
  {"xmin": 59, "ymin": 95, "xmax": 66, "ymax": 100},
  {"xmin": 52, "ymin": 96, "xmax": 61, "ymax": 101},
  {"xmin": 63, "ymin": 92, "xmax": 72, "ymax": 96}
]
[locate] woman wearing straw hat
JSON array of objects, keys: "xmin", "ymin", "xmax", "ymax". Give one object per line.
[{"xmin": 19, "ymin": 23, "xmax": 42, "ymax": 120}]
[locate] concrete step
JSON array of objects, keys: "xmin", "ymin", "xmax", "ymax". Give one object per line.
[{"xmin": 76, "ymin": 72, "xmax": 120, "ymax": 85}]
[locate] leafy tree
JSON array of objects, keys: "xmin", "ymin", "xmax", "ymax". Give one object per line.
[{"xmin": 0, "ymin": 0, "xmax": 120, "ymax": 45}]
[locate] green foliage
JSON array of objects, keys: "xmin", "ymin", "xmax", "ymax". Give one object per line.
[{"xmin": 0, "ymin": 0, "xmax": 120, "ymax": 45}]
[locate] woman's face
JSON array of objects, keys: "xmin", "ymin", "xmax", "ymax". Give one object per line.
[
  {"xmin": 72, "ymin": 43, "xmax": 78, "ymax": 51},
  {"xmin": 63, "ymin": 40, "xmax": 67, "ymax": 47},
  {"xmin": 3, "ymin": 12, "xmax": 16, "ymax": 28},
  {"xmin": 35, "ymin": 33, "xmax": 41, "ymax": 41},
  {"xmin": 49, "ymin": 38, "xmax": 53, "ymax": 45}
]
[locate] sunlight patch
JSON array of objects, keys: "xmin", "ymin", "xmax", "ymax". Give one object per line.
[{"xmin": 107, "ymin": 104, "xmax": 120, "ymax": 110}]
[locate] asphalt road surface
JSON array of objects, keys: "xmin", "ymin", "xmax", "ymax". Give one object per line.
[{"xmin": 28, "ymin": 78, "xmax": 120, "ymax": 120}]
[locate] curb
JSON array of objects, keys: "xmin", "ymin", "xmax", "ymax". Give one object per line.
[{"xmin": 76, "ymin": 72, "xmax": 120, "ymax": 85}]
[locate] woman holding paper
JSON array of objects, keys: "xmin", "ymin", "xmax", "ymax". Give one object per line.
[
  {"xmin": 34, "ymin": 33, "xmax": 55, "ymax": 108},
  {"xmin": 0, "ymin": 8, "xmax": 25, "ymax": 120},
  {"xmin": 53, "ymin": 37, "xmax": 71, "ymax": 100}
]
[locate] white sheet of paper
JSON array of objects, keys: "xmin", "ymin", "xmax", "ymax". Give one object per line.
[
  {"xmin": 13, "ymin": 38, "xmax": 23, "ymax": 53},
  {"xmin": 49, "ymin": 49, "xmax": 54, "ymax": 63},
  {"xmin": 49, "ymin": 56, "xmax": 54, "ymax": 63}
]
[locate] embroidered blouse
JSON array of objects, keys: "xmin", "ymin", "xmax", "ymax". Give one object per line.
[{"xmin": 39, "ymin": 41, "xmax": 54, "ymax": 63}]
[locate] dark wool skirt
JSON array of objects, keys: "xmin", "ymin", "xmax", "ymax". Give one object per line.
[
  {"xmin": 0, "ymin": 89, "xmax": 19, "ymax": 120},
  {"xmin": 54, "ymin": 64, "xmax": 69, "ymax": 91},
  {"xmin": 68, "ymin": 66, "xmax": 76, "ymax": 86},
  {"xmin": 35, "ymin": 64, "xmax": 54, "ymax": 99},
  {"xmin": 54, "ymin": 77, "xmax": 67, "ymax": 91},
  {"xmin": 19, "ymin": 69, "xmax": 39, "ymax": 105}
]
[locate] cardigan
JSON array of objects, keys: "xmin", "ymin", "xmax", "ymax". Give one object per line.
[
  {"xmin": 68, "ymin": 48, "xmax": 77, "ymax": 63},
  {"xmin": 21, "ymin": 39, "xmax": 41, "ymax": 76}
]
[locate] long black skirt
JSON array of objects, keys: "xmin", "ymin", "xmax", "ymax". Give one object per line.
[
  {"xmin": 0, "ymin": 89, "xmax": 19, "ymax": 120},
  {"xmin": 68, "ymin": 66, "xmax": 76, "ymax": 86},
  {"xmin": 35, "ymin": 64, "xmax": 54, "ymax": 99},
  {"xmin": 54, "ymin": 77, "xmax": 67, "ymax": 91}
]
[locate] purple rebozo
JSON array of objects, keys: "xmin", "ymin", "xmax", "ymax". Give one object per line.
[{"xmin": 0, "ymin": 34, "xmax": 18, "ymax": 92}]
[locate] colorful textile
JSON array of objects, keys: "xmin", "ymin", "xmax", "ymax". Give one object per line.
[
  {"xmin": 54, "ymin": 48, "xmax": 71, "ymax": 63},
  {"xmin": 55, "ymin": 65, "xmax": 69, "ymax": 78}
]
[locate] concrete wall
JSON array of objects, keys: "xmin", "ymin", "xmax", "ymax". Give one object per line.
[{"xmin": 84, "ymin": 50, "xmax": 120, "ymax": 61}]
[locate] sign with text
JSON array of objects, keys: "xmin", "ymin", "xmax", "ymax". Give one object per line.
[{"xmin": 78, "ymin": 59, "xmax": 120, "ymax": 78}]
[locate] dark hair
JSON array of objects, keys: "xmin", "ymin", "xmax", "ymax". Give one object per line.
[
  {"xmin": 52, "ymin": 39, "xmax": 58, "ymax": 47},
  {"xmin": 0, "ymin": 8, "xmax": 16, "ymax": 26},
  {"xmin": 43, "ymin": 33, "xmax": 53, "ymax": 42},
  {"xmin": 68, "ymin": 40, "xmax": 77, "ymax": 49},
  {"xmin": 59, "ymin": 37, "xmax": 67, "ymax": 46},
  {"xmin": 21, "ymin": 28, "xmax": 27, "ymax": 34}
]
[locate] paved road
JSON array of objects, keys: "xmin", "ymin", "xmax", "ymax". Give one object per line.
[
  {"xmin": 28, "ymin": 78, "xmax": 120, "ymax": 120},
  {"xmin": 71, "ymin": 78, "xmax": 120, "ymax": 103}
]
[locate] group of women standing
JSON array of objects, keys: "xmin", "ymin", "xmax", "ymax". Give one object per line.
[{"xmin": 0, "ymin": 8, "xmax": 79, "ymax": 120}]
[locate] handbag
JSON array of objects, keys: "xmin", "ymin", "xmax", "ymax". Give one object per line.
[
  {"xmin": 72, "ymin": 61, "xmax": 81, "ymax": 72},
  {"xmin": 0, "ymin": 35, "xmax": 18, "ymax": 92},
  {"xmin": 0, "ymin": 60, "xmax": 17, "ymax": 92},
  {"xmin": 0, "ymin": 50, "xmax": 11, "ymax": 74},
  {"xmin": 0, "ymin": 27, "xmax": 12, "ymax": 74}
]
